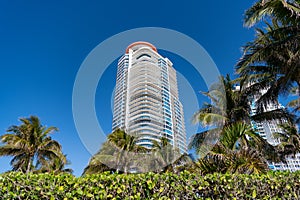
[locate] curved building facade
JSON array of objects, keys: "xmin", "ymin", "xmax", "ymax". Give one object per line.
[{"xmin": 112, "ymin": 41, "xmax": 187, "ymax": 153}]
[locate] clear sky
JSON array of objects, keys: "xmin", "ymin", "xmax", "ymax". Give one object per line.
[{"xmin": 0, "ymin": 0, "xmax": 257, "ymax": 176}]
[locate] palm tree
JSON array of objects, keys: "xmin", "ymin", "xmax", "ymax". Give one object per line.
[
  {"xmin": 188, "ymin": 75, "xmax": 286, "ymax": 174},
  {"xmin": 37, "ymin": 155, "xmax": 73, "ymax": 174},
  {"xmin": 189, "ymin": 75, "xmax": 243, "ymax": 156},
  {"xmin": 84, "ymin": 132, "xmax": 192, "ymax": 174},
  {"xmin": 287, "ymin": 87, "xmax": 300, "ymax": 123},
  {"xmin": 237, "ymin": 20, "xmax": 300, "ymax": 114},
  {"xmin": 150, "ymin": 137, "xmax": 175, "ymax": 172},
  {"xmin": 148, "ymin": 137, "xmax": 191, "ymax": 173},
  {"xmin": 83, "ymin": 129, "xmax": 147, "ymax": 174},
  {"xmin": 221, "ymin": 122, "xmax": 266, "ymax": 150},
  {"xmin": 193, "ymin": 123, "xmax": 270, "ymax": 174},
  {"xmin": 82, "ymin": 141, "xmax": 121, "ymax": 175},
  {"xmin": 244, "ymin": 0, "xmax": 300, "ymax": 27},
  {"xmin": 82, "ymin": 146, "xmax": 115, "ymax": 175},
  {"xmin": 192, "ymin": 75, "xmax": 249, "ymax": 127},
  {"xmin": 237, "ymin": 0, "xmax": 300, "ymax": 119},
  {"xmin": 107, "ymin": 129, "xmax": 148, "ymax": 173},
  {"xmin": 222, "ymin": 122, "xmax": 278, "ymax": 162},
  {"xmin": 189, "ymin": 75, "xmax": 283, "ymax": 154},
  {"xmin": 0, "ymin": 116, "xmax": 68, "ymax": 173},
  {"xmin": 236, "ymin": 3, "xmax": 300, "ymax": 174},
  {"xmin": 274, "ymin": 123, "xmax": 300, "ymax": 157},
  {"xmin": 227, "ymin": 148, "xmax": 269, "ymax": 174},
  {"xmin": 194, "ymin": 146, "xmax": 269, "ymax": 175}
]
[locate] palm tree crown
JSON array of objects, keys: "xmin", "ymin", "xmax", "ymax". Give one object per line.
[
  {"xmin": 244, "ymin": 0, "xmax": 300, "ymax": 27},
  {"xmin": 0, "ymin": 116, "xmax": 68, "ymax": 173},
  {"xmin": 237, "ymin": 0, "xmax": 300, "ymax": 120}
]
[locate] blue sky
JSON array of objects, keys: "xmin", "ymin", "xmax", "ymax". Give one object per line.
[{"xmin": 0, "ymin": 1, "xmax": 256, "ymax": 176}]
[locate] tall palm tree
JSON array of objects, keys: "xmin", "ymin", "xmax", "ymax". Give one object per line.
[
  {"xmin": 83, "ymin": 129, "xmax": 147, "ymax": 174},
  {"xmin": 236, "ymin": 3, "xmax": 300, "ymax": 174},
  {"xmin": 189, "ymin": 75, "xmax": 246, "ymax": 156},
  {"xmin": 189, "ymin": 75, "xmax": 287, "ymax": 174},
  {"xmin": 237, "ymin": 20, "xmax": 300, "ymax": 113},
  {"xmin": 189, "ymin": 75, "xmax": 283, "ymax": 154},
  {"xmin": 237, "ymin": 0, "xmax": 300, "ymax": 120},
  {"xmin": 0, "ymin": 116, "xmax": 67, "ymax": 173},
  {"xmin": 192, "ymin": 75, "xmax": 249, "ymax": 127},
  {"xmin": 150, "ymin": 137, "xmax": 175, "ymax": 171},
  {"xmin": 107, "ymin": 129, "xmax": 148, "ymax": 173},
  {"xmin": 191, "ymin": 0, "xmax": 300, "ymax": 174},
  {"xmin": 139, "ymin": 136, "xmax": 192, "ymax": 173}
]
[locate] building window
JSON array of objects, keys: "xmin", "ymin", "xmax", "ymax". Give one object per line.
[{"xmin": 136, "ymin": 54, "xmax": 151, "ymax": 60}]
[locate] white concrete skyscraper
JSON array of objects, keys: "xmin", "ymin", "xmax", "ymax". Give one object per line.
[
  {"xmin": 250, "ymin": 90, "xmax": 300, "ymax": 171},
  {"xmin": 112, "ymin": 41, "xmax": 187, "ymax": 153}
]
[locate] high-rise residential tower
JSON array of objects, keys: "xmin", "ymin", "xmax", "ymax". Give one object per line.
[
  {"xmin": 112, "ymin": 41, "xmax": 187, "ymax": 153},
  {"xmin": 250, "ymin": 90, "xmax": 300, "ymax": 171}
]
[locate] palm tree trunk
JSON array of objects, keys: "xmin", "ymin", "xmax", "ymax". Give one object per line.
[
  {"xmin": 123, "ymin": 152, "xmax": 129, "ymax": 174},
  {"xmin": 116, "ymin": 151, "xmax": 123, "ymax": 173},
  {"xmin": 124, "ymin": 165, "xmax": 128, "ymax": 174},
  {"xmin": 26, "ymin": 157, "xmax": 32, "ymax": 173}
]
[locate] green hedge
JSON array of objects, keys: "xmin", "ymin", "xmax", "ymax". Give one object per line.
[{"xmin": 0, "ymin": 171, "xmax": 299, "ymax": 199}]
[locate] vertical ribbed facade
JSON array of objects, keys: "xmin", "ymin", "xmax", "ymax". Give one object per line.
[{"xmin": 112, "ymin": 41, "xmax": 187, "ymax": 153}]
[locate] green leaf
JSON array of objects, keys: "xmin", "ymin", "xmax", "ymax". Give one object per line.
[
  {"xmin": 252, "ymin": 190, "xmax": 257, "ymax": 198},
  {"xmin": 59, "ymin": 186, "xmax": 64, "ymax": 191}
]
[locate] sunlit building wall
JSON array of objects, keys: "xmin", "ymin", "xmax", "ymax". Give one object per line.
[
  {"xmin": 250, "ymin": 90, "xmax": 300, "ymax": 171},
  {"xmin": 112, "ymin": 41, "xmax": 187, "ymax": 153}
]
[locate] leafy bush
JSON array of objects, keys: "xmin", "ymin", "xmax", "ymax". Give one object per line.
[{"xmin": 0, "ymin": 171, "xmax": 299, "ymax": 199}]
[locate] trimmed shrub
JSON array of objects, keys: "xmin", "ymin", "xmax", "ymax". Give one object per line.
[{"xmin": 0, "ymin": 171, "xmax": 299, "ymax": 199}]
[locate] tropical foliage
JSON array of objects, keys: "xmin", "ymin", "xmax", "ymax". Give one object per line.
[
  {"xmin": 190, "ymin": 123, "xmax": 271, "ymax": 174},
  {"xmin": 244, "ymin": 0, "xmax": 300, "ymax": 27},
  {"xmin": 234, "ymin": 0, "xmax": 300, "ymax": 172},
  {"xmin": 189, "ymin": 75, "xmax": 250, "ymax": 155},
  {"xmin": 0, "ymin": 116, "xmax": 69, "ymax": 174},
  {"xmin": 0, "ymin": 0, "xmax": 299, "ymax": 187},
  {"xmin": 150, "ymin": 137, "xmax": 192, "ymax": 173},
  {"xmin": 188, "ymin": 0, "xmax": 300, "ymax": 175},
  {"xmin": 200, "ymin": 1, "xmax": 300, "ymax": 175},
  {"xmin": 188, "ymin": 74, "xmax": 297, "ymax": 174},
  {"xmin": 274, "ymin": 123, "xmax": 300, "ymax": 157},
  {"xmin": 83, "ymin": 129, "xmax": 147, "ymax": 174},
  {"xmin": 237, "ymin": 0, "xmax": 300, "ymax": 119},
  {"xmin": 83, "ymin": 130, "xmax": 192, "ymax": 175},
  {"xmin": 287, "ymin": 87, "xmax": 300, "ymax": 123}
]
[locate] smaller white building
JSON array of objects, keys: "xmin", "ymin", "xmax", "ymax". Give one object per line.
[{"xmin": 250, "ymin": 89, "xmax": 300, "ymax": 171}]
